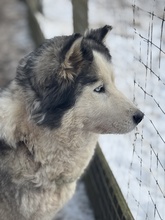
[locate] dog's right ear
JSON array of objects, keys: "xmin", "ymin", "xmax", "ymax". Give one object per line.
[{"xmin": 85, "ymin": 25, "xmax": 112, "ymax": 43}]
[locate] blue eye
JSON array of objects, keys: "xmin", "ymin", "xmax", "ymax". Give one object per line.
[{"xmin": 94, "ymin": 85, "xmax": 105, "ymax": 93}]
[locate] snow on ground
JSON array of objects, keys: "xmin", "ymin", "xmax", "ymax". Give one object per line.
[
  {"xmin": 39, "ymin": 0, "xmax": 165, "ymax": 219},
  {"xmin": 54, "ymin": 182, "xmax": 94, "ymax": 220}
]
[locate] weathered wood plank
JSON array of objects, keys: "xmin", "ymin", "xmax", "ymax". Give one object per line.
[{"xmin": 72, "ymin": 0, "xmax": 88, "ymax": 34}]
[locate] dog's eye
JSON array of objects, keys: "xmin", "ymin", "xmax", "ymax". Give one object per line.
[{"xmin": 94, "ymin": 85, "xmax": 105, "ymax": 93}]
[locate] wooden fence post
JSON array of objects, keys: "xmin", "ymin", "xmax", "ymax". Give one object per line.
[
  {"xmin": 25, "ymin": 0, "xmax": 45, "ymax": 46},
  {"xmin": 72, "ymin": 0, "xmax": 88, "ymax": 34}
]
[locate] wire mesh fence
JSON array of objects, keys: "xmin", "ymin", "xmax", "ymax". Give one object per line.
[
  {"xmin": 128, "ymin": 1, "xmax": 165, "ymax": 219},
  {"xmin": 96, "ymin": 0, "xmax": 165, "ymax": 219}
]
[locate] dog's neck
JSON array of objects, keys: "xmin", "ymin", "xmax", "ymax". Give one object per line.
[{"xmin": 0, "ymin": 85, "xmax": 98, "ymax": 186}]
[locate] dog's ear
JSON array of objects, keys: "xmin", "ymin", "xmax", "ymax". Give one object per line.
[
  {"xmin": 60, "ymin": 34, "xmax": 84, "ymax": 81},
  {"xmin": 17, "ymin": 34, "xmax": 94, "ymax": 128},
  {"xmin": 85, "ymin": 25, "xmax": 112, "ymax": 42}
]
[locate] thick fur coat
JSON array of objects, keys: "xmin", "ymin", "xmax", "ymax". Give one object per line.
[{"xmin": 0, "ymin": 26, "xmax": 143, "ymax": 219}]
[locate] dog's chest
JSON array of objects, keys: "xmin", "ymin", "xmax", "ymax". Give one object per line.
[
  {"xmin": 20, "ymin": 182, "xmax": 76, "ymax": 219},
  {"xmin": 35, "ymin": 131, "xmax": 98, "ymax": 183},
  {"xmin": 57, "ymin": 134, "xmax": 98, "ymax": 183}
]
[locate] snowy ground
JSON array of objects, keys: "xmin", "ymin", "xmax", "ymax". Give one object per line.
[
  {"xmin": 38, "ymin": 0, "xmax": 165, "ymax": 219},
  {"xmin": 54, "ymin": 182, "xmax": 94, "ymax": 220}
]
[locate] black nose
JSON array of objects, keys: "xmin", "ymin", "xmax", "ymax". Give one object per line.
[{"xmin": 133, "ymin": 111, "xmax": 144, "ymax": 124}]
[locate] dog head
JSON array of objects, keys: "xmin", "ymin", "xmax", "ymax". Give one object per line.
[{"xmin": 16, "ymin": 25, "xmax": 143, "ymax": 134}]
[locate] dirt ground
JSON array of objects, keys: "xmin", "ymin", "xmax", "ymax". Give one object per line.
[{"xmin": 0, "ymin": 0, "xmax": 34, "ymax": 88}]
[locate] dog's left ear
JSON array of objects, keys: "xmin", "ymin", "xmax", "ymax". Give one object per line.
[
  {"xmin": 60, "ymin": 34, "xmax": 83, "ymax": 81},
  {"xmin": 85, "ymin": 25, "xmax": 112, "ymax": 42}
]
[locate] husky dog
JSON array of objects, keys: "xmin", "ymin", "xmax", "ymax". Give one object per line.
[{"xmin": 0, "ymin": 25, "xmax": 143, "ymax": 220}]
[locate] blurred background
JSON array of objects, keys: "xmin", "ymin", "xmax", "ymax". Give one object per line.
[{"xmin": 0, "ymin": 0, "xmax": 165, "ymax": 220}]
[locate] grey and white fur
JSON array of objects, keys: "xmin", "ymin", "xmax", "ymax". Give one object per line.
[{"xmin": 0, "ymin": 25, "xmax": 144, "ymax": 220}]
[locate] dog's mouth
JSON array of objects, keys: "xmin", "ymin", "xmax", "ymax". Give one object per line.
[
  {"xmin": 94, "ymin": 126, "xmax": 110, "ymax": 134},
  {"xmin": 91, "ymin": 114, "xmax": 144, "ymax": 135}
]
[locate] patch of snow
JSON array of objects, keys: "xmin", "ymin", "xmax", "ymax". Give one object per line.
[{"xmin": 54, "ymin": 182, "xmax": 95, "ymax": 220}]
